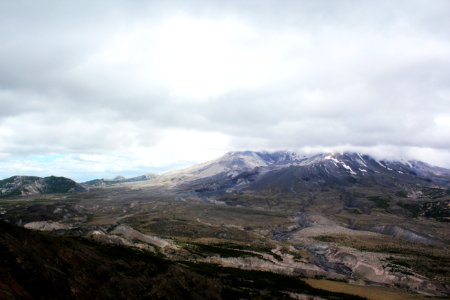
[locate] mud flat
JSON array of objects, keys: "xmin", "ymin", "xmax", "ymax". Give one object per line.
[{"xmin": 305, "ymin": 279, "xmax": 427, "ymax": 300}]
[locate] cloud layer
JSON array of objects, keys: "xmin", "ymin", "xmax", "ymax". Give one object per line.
[{"xmin": 1, "ymin": 0, "xmax": 450, "ymax": 180}]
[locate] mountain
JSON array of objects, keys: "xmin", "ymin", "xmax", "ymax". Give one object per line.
[
  {"xmin": 152, "ymin": 151, "xmax": 450, "ymax": 196},
  {"xmin": 150, "ymin": 151, "xmax": 302, "ymax": 187},
  {"xmin": 1, "ymin": 151, "xmax": 449, "ymax": 297},
  {"xmin": 247, "ymin": 152, "xmax": 450, "ymax": 192},
  {"xmin": 0, "ymin": 176, "xmax": 86, "ymax": 198},
  {"xmin": 83, "ymin": 173, "xmax": 157, "ymax": 187}
]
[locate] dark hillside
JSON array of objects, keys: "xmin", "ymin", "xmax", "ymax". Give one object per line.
[{"xmin": 0, "ymin": 221, "xmax": 363, "ymax": 300}]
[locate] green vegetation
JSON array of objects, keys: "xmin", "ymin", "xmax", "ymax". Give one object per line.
[
  {"xmin": 421, "ymin": 187, "xmax": 450, "ymax": 199},
  {"xmin": 0, "ymin": 175, "xmax": 82, "ymax": 198},
  {"xmin": 346, "ymin": 207, "xmax": 363, "ymax": 214},
  {"xmin": 314, "ymin": 235, "xmax": 337, "ymax": 243},
  {"xmin": 210, "ymin": 241, "xmax": 273, "ymax": 253},
  {"xmin": 367, "ymin": 196, "xmax": 390, "ymax": 209},
  {"xmin": 397, "ymin": 201, "xmax": 421, "ymax": 217},
  {"xmin": 42, "ymin": 176, "xmax": 79, "ymax": 193},
  {"xmin": 395, "ymin": 190, "xmax": 408, "ymax": 198},
  {"xmin": 222, "ymin": 242, "xmax": 275, "ymax": 254},
  {"xmin": 183, "ymin": 242, "xmax": 266, "ymax": 259},
  {"xmin": 383, "ymin": 259, "xmax": 415, "ymax": 276},
  {"xmin": 397, "ymin": 200, "xmax": 450, "ymax": 221},
  {"xmin": 0, "ymin": 176, "xmax": 40, "ymax": 186},
  {"xmin": 383, "ymin": 255, "xmax": 450, "ymax": 280},
  {"xmin": 289, "ymin": 248, "xmax": 311, "ymax": 262},
  {"xmin": 421, "ymin": 201, "xmax": 450, "ymax": 222}
]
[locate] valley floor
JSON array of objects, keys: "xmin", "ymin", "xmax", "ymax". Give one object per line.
[{"xmin": 0, "ymin": 184, "xmax": 449, "ymax": 299}]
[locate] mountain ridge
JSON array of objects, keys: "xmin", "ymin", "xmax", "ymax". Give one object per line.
[
  {"xmin": 83, "ymin": 173, "xmax": 157, "ymax": 187},
  {"xmin": 2, "ymin": 151, "xmax": 449, "ymax": 193},
  {"xmin": 137, "ymin": 151, "xmax": 450, "ymax": 196},
  {"xmin": 0, "ymin": 175, "xmax": 86, "ymax": 198}
]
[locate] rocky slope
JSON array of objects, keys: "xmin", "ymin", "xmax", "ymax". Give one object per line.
[
  {"xmin": 0, "ymin": 176, "xmax": 86, "ymax": 198},
  {"xmin": 83, "ymin": 173, "xmax": 157, "ymax": 187},
  {"xmin": 148, "ymin": 151, "xmax": 450, "ymax": 196}
]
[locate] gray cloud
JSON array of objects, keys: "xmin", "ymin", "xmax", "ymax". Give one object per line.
[{"xmin": 1, "ymin": 0, "xmax": 450, "ymax": 180}]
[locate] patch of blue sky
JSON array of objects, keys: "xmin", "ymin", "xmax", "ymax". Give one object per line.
[{"xmin": 30, "ymin": 154, "xmax": 66, "ymax": 163}]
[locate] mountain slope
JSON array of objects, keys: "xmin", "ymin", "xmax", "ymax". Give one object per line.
[
  {"xmin": 83, "ymin": 173, "xmax": 157, "ymax": 187},
  {"xmin": 146, "ymin": 151, "xmax": 306, "ymax": 191},
  {"xmin": 152, "ymin": 151, "xmax": 301, "ymax": 186},
  {"xmin": 0, "ymin": 176, "xmax": 86, "ymax": 198},
  {"xmin": 155, "ymin": 151, "xmax": 450, "ymax": 196},
  {"xmin": 247, "ymin": 152, "xmax": 448, "ymax": 193}
]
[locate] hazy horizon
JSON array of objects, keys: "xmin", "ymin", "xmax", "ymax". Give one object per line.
[
  {"xmin": 1, "ymin": 149, "xmax": 448, "ymax": 183},
  {"xmin": 1, "ymin": 0, "xmax": 450, "ymax": 181}
]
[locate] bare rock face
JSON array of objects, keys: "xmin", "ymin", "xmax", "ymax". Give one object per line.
[
  {"xmin": 110, "ymin": 225, "xmax": 178, "ymax": 250},
  {"xmin": 24, "ymin": 221, "xmax": 72, "ymax": 231},
  {"xmin": 369, "ymin": 225, "xmax": 439, "ymax": 245},
  {"xmin": 318, "ymin": 245, "xmax": 446, "ymax": 296},
  {"xmin": 203, "ymin": 255, "xmax": 327, "ymax": 278}
]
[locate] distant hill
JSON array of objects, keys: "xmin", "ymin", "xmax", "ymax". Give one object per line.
[
  {"xmin": 0, "ymin": 176, "xmax": 86, "ymax": 198},
  {"xmin": 83, "ymin": 173, "xmax": 157, "ymax": 187}
]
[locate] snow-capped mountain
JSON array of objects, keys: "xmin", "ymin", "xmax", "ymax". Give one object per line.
[{"xmin": 147, "ymin": 151, "xmax": 450, "ymax": 195}]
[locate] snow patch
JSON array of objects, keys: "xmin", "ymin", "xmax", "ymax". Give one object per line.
[
  {"xmin": 340, "ymin": 162, "xmax": 357, "ymax": 175},
  {"xmin": 375, "ymin": 160, "xmax": 386, "ymax": 168},
  {"xmin": 324, "ymin": 155, "xmax": 340, "ymax": 164},
  {"xmin": 356, "ymin": 153, "xmax": 368, "ymax": 167}
]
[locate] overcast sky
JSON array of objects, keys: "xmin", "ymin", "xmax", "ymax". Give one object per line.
[{"xmin": 1, "ymin": 0, "xmax": 450, "ymax": 181}]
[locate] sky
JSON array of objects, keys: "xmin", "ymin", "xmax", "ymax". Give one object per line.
[{"xmin": 0, "ymin": 0, "xmax": 450, "ymax": 181}]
